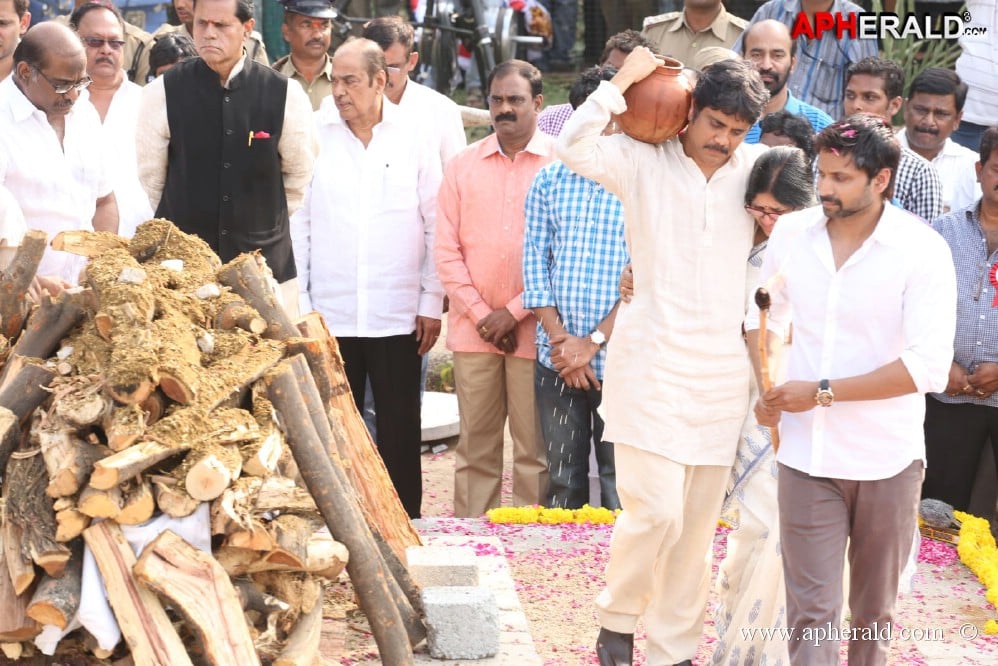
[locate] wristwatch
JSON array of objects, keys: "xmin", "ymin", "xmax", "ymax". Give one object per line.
[
  {"xmin": 815, "ymin": 379, "xmax": 834, "ymax": 407},
  {"xmin": 589, "ymin": 330, "xmax": 607, "ymax": 347}
]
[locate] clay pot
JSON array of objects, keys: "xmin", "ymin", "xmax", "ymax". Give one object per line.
[{"xmin": 618, "ymin": 56, "xmax": 693, "ymax": 144}]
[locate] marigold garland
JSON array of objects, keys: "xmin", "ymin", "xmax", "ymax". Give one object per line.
[
  {"xmin": 955, "ymin": 510, "xmax": 998, "ymax": 635},
  {"xmin": 486, "ymin": 505, "xmax": 619, "ymax": 525}
]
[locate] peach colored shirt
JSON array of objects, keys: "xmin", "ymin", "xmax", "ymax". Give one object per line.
[{"xmin": 435, "ymin": 130, "xmax": 556, "ymax": 359}]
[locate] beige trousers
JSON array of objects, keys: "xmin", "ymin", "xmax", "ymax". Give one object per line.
[
  {"xmin": 596, "ymin": 443, "xmax": 728, "ymax": 664},
  {"xmin": 452, "ymin": 352, "xmax": 546, "ymax": 518}
]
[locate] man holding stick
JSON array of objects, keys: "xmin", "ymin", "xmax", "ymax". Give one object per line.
[
  {"xmin": 557, "ymin": 51, "xmax": 768, "ymax": 665},
  {"xmin": 747, "ymin": 114, "xmax": 957, "ymax": 665}
]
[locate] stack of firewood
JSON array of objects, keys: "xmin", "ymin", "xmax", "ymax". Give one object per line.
[{"xmin": 0, "ymin": 221, "xmax": 426, "ymax": 664}]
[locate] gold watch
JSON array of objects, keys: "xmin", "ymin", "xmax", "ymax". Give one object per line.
[{"xmin": 815, "ymin": 379, "xmax": 834, "ymax": 407}]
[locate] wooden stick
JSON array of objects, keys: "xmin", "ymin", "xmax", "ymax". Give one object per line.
[
  {"xmin": 264, "ymin": 357, "xmax": 414, "ymax": 664},
  {"xmin": 133, "ymin": 530, "xmax": 260, "ymax": 666},
  {"xmin": 0, "ymin": 290, "xmax": 86, "ymax": 383},
  {"xmin": 50, "ymin": 229, "xmax": 128, "ymax": 257},
  {"xmin": 273, "ymin": 581, "xmax": 324, "ymax": 666},
  {"xmin": 0, "ymin": 525, "xmax": 39, "ymax": 641},
  {"xmin": 754, "ymin": 288, "xmax": 780, "ymax": 453},
  {"xmin": 4, "ymin": 450, "xmax": 71, "ymax": 578},
  {"xmin": 82, "ymin": 521, "xmax": 192, "ymax": 666}
]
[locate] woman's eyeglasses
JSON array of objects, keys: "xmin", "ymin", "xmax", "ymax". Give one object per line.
[{"xmin": 744, "ymin": 204, "xmax": 792, "ymax": 221}]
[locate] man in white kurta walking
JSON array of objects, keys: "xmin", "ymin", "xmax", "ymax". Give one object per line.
[{"xmin": 557, "ymin": 51, "xmax": 768, "ymax": 665}]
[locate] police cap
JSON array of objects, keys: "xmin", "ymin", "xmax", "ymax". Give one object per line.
[{"xmin": 281, "ymin": 0, "xmax": 336, "ymax": 19}]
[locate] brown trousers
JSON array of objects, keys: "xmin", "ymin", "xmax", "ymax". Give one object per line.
[
  {"xmin": 452, "ymin": 352, "xmax": 546, "ymax": 518},
  {"xmin": 778, "ymin": 460, "xmax": 923, "ymax": 666}
]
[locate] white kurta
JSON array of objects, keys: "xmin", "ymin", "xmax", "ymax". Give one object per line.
[
  {"xmin": 396, "ymin": 79, "xmax": 467, "ymax": 168},
  {"xmin": 557, "ymin": 80, "xmax": 766, "ymax": 466},
  {"xmin": 0, "ymin": 77, "xmax": 112, "ymax": 283},
  {"xmin": 83, "ymin": 82, "xmax": 154, "ymax": 238}
]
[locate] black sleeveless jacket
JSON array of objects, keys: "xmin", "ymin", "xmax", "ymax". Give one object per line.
[{"xmin": 158, "ymin": 57, "xmax": 295, "ymax": 282}]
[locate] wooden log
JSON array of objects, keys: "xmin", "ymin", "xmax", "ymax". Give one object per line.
[
  {"xmin": 0, "ymin": 642, "xmax": 24, "ymax": 659},
  {"xmin": 373, "ymin": 527, "xmax": 424, "ymax": 616},
  {"xmin": 117, "ymin": 476, "xmax": 155, "ymax": 525},
  {"xmin": 133, "ymin": 529, "xmax": 260, "ymax": 666},
  {"xmin": 82, "ymin": 521, "xmax": 193, "ymax": 666},
  {"xmin": 217, "ymin": 253, "xmax": 298, "ymax": 340},
  {"xmin": 4, "ymin": 450, "xmax": 71, "ymax": 578},
  {"xmin": 94, "ymin": 283, "xmax": 157, "ymax": 340},
  {"xmin": 0, "ymin": 526, "xmax": 39, "ymax": 641},
  {"xmin": 264, "ymin": 356, "xmax": 414, "ymax": 663},
  {"xmin": 33, "ymin": 413, "xmax": 108, "ymax": 498},
  {"xmin": 217, "ymin": 533, "xmax": 348, "ymax": 579},
  {"xmin": 0, "ymin": 359, "xmax": 57, "ymax": 475},
  {"xmin": 104, "ymin": 327, "xmax": 159, "ymax": 406},
  {"xmin": 104, "ymin": 403, "xmax": 147, "ymax": 451},
  {"xmin": 0, "ymin": 290, "xmax": 86, "ymax": 381},
  {"xmin": 273, "ymin": 581, "xmax": 323, "ymax": 666},
  {"xmin": 291, "ymin": 315, "xmax": 420, "ymax": 560},
  {"xmin": 265, "ymin": 515, "xmax": 315, "ymax": 569},
  {"xmin": 127, "ymin": 219, "xmax": 222, "ymax": 277},
  {"xmin": 53, "ymin": 381, "xmax": 110, "ymax": 428},
  {"xmin": 2, "ymin": 520, "xmax": 35, "ymax": 595},
  {"xmin": 182, "ymin": 443, "xmax": 242, "ymax": 502},
  {"xmin": 50, "ymin": 229, "xmax": 128, "ymax": 257},
  {"xmin": 140, "ymin": 390, "xmax": 166, "ymax": 426},
  {"xmin": 224, "ymin": 520, "xmax": 277, "ymax": 552},
  {"xmin": 26, "ymin": 539, "xmax": 83, "ymax": 630},
  {"xmin": 55, "ymin": 507, "xmax": 90, "ymax": 542},
  {"xmin": 151, "ymin": 476, "xmax": 200, "ymax": 518},
  {"xmin": 239, "ymin": 429, "xmax": 281, "ymax": 477},
  {"xmin": 192, "ymin": 339, "xmax": 285, "ymax": 412},
  {"xmin": 214, "ymin": 299, "xmax": 267, "ymax": 335},
  {"xmin": 154, "ymin": 317, "xmax": 202, "ymax": 405},
  {"xmin": 78, "ymin": 484, "xmax": 123, "ymax": 519},
  {"xmin": 0, "ymin": 229, "xmax": 47, "ymax": 340}
]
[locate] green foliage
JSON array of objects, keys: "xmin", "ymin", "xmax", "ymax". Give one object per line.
[{"xmin": 874, "ymin": 0, "xmax": 964, "ymax": 99}]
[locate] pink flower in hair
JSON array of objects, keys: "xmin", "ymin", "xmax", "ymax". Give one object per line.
[{"xmin": 841, "ymin": 129, "xmax": 858, "ymax": 139}]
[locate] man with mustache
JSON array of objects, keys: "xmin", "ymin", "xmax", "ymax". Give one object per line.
[
  {"xmin": 923, "ymin": 126, "xmax": 998, "ymax": 513},
  {"xmin": 740, "ymin": 18, "xmax": 831, "ymax": 145},
  {"xmin": 70, "ymin": 2, "xmax": 152, "ymax": 237},
  {"xmin": 272, "ymin": 0, "xmax": 334, "ymax": 112},
  {"xmin": 749, "ymin": 114, "xmax": 956, "ymax": 666},
  {"xmin": 642, "ymin": 0, "xmax": 745, "ymax": 70},
  {"xmin": 0, "ymin": 0, "xmax": 29, "ymax": 81},
  {"xmin": 137, "ymin": 0, "xmax": 315, "ymax": 316},
  {"xmin": 0, "ymin": 21, "xmax": 118, "ymax": 287},
  {"xmin": 898, "ymin": 68, "xmax": 981, "ymax": 214},
  {"xmin": 435, "ymin": 59, "xmax": 554, "ymax": 519},
  {"xmin": 557, "ymin": 52, "xmax": 768, "ymax": 665},
  {"xmin": 154, "ymin": 0, "xmax": 269, "ymax": 66},
  {"xmin": 291, "ymin": 37, "xmax": 443, "ymax": 519}
]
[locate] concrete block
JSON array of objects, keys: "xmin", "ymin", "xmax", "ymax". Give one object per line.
[
  {"xmin": 407, "ymin": 545, "xmax": 479, "ymax": 587},
  {"xmin": 422, "ymin": 586, "xmax": 500, "ymax": 659}
]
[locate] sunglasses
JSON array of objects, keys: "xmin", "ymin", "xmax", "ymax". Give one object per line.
[{"xmin": 81, "ymin": 37, "xmax": 126, "ymax": 50}]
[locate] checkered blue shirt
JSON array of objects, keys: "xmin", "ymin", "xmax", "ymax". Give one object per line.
[
  {"xmin": 522, "ymin": 161, "xmax": 629, "ymax": 379},
  {"xmin": 734, "ymin": 0, "xmax": 879, "ymax": 117},
  {"xmin": 537, "ymin": 103, "xmax": 574, "ymax": 138},
  {"xmin": 930, "ymin": 201, "xmax": 998, "ymax": 406},
  {"xmin": 896, "ymin": 146, "xmax": 943, "ymax": 222}
]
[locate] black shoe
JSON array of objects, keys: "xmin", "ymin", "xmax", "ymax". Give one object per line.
[
  {"xmin": 595, "ymin": 627, "xmax": 633, "ymax": 666},
  {"xmin": 673, "ymin": 661, "xmax": 693, "ymax": 666}
]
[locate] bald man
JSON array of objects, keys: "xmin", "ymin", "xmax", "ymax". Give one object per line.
[
  {"xmin": 740, "ymin": 19, "xmax": 832, "ymax": 144},
  {"xmin": 0, "ymin": 21, "xmax": 118, "ymax": 285},
  {"xmin": 291, "ymin": 38, "xmax": 443, "ymax": 518}
]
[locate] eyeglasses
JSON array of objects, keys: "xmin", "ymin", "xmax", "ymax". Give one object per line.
[
  {"xmin": 31, "ymin": 66, "xmax": 92, "ymax": 95},
  {"xmin": 81, "ymin": 37, "xmax": 126, "ymax": 51},
  {"xmin": 745, "ymin": 204, "xmax": 792, "ymax": 220}
]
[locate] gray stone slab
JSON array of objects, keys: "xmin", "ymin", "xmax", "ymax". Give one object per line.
[
  {"xmin": 421, "ymin": 391, "xmax": 460, "ymax": 442},
  {"xmin": 407, "ymin": 545, "xmax": 480, "ymax": 587},
  {"xmin": 423, "ymin": 586, "xmax": 500, "ymax": 659}
]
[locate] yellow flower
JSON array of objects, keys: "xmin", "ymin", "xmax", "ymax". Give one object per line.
[
  {"xmin": 487, "ymin": 505, "xmax": 620, "ymax": 524},
  {"xmin": 955, "ymin": 510, "xmax": 998, "ymax": 629}
]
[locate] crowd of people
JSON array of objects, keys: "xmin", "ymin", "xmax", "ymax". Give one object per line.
[{"xmin": 1, "ymin": 0, "xmax": 997, "ymax": 664}]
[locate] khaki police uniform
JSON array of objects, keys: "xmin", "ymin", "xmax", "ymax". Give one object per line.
[{"xmin": 642, "ymin": 7, "xmax": 747, "ymax": 69}]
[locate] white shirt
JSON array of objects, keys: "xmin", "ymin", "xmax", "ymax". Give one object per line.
[
  {"xmin": 897, "ymin": 128, "xmax": 981, "ymax": 214},
  {"xmin": 745, "ymin": 204, "xmax": 957, "ymax": 480},
  {"xmin": 135, "ymin": 55, "xmax": 316, "ymax": 217},
  {"xmin": 0, "ymin": 76, "xmax": 112, "ymax": 283},
  {"xmin": 291, "ymin": 97, "xmax": 444, "ymax": 337},
  {"xmin": 0, "ymin": 184, "xmax": 25, "ymax": 246},
  {"xmin": 955, "ymin": 0, "xmax": 998, "ymax": 126},
  {"xmin": 557, "ymin": 80, "xmax": 767, "ymax": 466},
  {"xmin": 396, "ymin": 79, "xmax": 467, "ymax": 168},
  {"xmin": 82, "ymin": 81, "xmax": 153, "ymax": 238}
]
